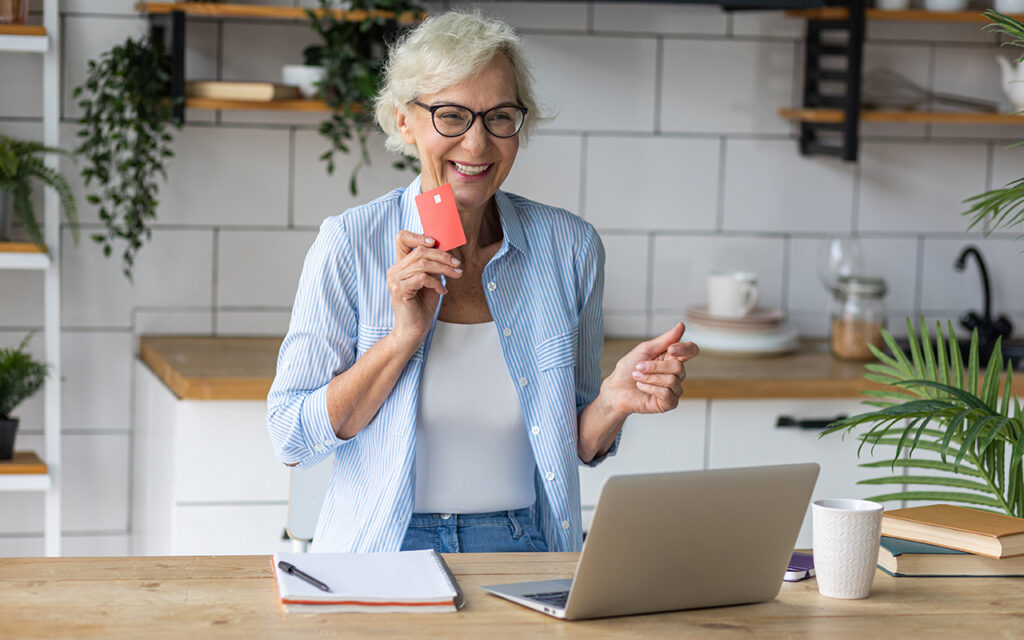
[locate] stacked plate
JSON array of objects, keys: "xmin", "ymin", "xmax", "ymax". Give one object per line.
[{"xmin": 684, "ymin": 306, "xmax": 799, "ymax": 356}]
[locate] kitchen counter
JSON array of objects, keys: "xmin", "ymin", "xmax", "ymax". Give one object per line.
[{"xmin": 138, "ymin": 335, "xmax": 902, "ymax": 401}]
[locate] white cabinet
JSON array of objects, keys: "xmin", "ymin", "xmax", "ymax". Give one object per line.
[
  {"xmin": 0, "ymin": 1, "xmax": 62, "ymax": 557},
  {"xmin": 579, "ymin": 400, "xmax": 706, "ymax": 530},
  {"xmin": 132, "ymin": 361, "xmax": 291, "ymax": 555},
  {"xmin": 707, "ymin": 398, "xmax": 883, "ymax": 548}
]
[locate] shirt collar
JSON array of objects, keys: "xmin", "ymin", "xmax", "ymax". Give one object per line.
[{"xmin": 401, "ymin": 175, "xmax": 529, "ymax": 256}]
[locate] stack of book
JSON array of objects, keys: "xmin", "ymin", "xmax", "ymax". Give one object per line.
[{"xmin": 878, "ymin": 504, "xmax": 1024, "ymax": 577}]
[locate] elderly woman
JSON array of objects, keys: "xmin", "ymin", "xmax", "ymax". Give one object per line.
[{"xmin": 267, "ymin": 11, "xmax": 698, "ymax": 555}]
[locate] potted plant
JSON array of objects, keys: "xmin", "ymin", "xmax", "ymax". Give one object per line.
[
  {"xmin": 0, "ymin": 335, "xmax": 49, "ymax": 461},
  {"xmin": 0, "ymin": 134, "xmax": 78, "ymax": 248},
  {"xmin": 304, "ymin": 0, "xmax": 424, "ymax": 194},
  {"xmin": 823, "ymin": 12, "xmax": 1024, "ymax": 518},
  {"xmin": 74, "ymin": 35, "xmax": 179, "ymax": 280}
]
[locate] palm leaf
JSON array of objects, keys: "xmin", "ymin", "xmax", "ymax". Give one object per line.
[
  {"xmin": 858, "ymin": 475, "xmax": 995, "ymax": 494},
  {"xmin": 859, "ymin": 458, "xmax": 984, "ymax": 477},
  {"xmin": 862, "ymin": 490, "xmax": 1005, "ymax": 508}
]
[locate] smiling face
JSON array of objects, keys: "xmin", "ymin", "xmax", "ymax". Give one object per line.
[{"xmin": 397, "ymin": 54, "xmax": 521, "ymax": 220}]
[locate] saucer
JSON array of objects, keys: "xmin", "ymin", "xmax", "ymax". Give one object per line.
[
  {"xmin": 683, "ymin": 322, "xmax": 799, "ymax": 356},
  {"xmin": 686, "ymin": 306, "xmax": 785, "ymax": 331}
]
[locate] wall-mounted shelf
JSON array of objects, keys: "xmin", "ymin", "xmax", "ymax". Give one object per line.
[
  {"xmin": 0, "ymin": 25, "xmax": 47, "ymax": 53},
  {"xmin": 780, "ymin": 108, "xmax": 1024, "ymax": 125},
  {"xmin": 138, "ymin": 3, "xmax": 421, "ymax": 122},
  {"xmin": 0, "ymin": 243, "xmax": 49, "ymax": 270},
  {"xmin": 137, "ymin": 2, "xmax": 420, "ymax": 23},
  {"xmin": 785, "ymin": 4, "xmax": 1021, "ymax": 161},
  {"xmin": 787, "ymin": 8, "xmax": 1024, "ymax": 22},
  {"xmin": 185, "ymin": 97, "xmax": 331, "ymax": 113},
  {"xmin": 0, "ymin": 451, "xmax": 50, "ymax": 491}
]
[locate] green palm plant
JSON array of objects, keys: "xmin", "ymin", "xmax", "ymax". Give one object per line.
[
  {"xmin": 823, "ymin": 319, "xmax": 1024, "ymax": 517},
  {"xmin": 0, "ymin": 134, "xmax": 78, "ymax": 248}
]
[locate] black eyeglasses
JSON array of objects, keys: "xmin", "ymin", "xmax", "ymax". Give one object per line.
[{"xmin": 412, "ymin": 101, "xmax": 528, "ymax": 138}]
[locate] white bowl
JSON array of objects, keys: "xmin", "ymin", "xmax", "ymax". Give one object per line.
[{"xmin": 282, "ymin": 65, "xmax": 326, "ymax": 99}]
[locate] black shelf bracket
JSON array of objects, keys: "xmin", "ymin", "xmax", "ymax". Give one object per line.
[
  {"xmin": 798, "ymin": 0, "xmax": 865, "ymax": 161},
  {"xmin": 149, "ymin": 9, "xmax": 187, "ymax": 124}
]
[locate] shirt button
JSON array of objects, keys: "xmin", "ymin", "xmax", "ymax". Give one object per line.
[
  {"xmin": 561, "ymin": 520, "xmax": 571, "ymax": 530},
  {"xmin": 313, "ymin": 444, "xmax": 325, "ymax": 453},
  {"xmin": 545, "ymin": 471, "xmax": 555, "ymax": 481},
  {"xmin": 441, "ymin": 513, "xmax": 452, "ymax": 520},
  {"xmin": 518, "ymin": 377, "xmax": 528, "ymax": 387},
  {"xmin": 487, "ymin": 281, "xmax": 497, "ymax": 291},
  {"xmin": 503, "ymin": 327, "xmax": 512, "ymax": 337},
  {"xmin": 531, "ymin": 426, "xmax": 540, "ymax": 435}
]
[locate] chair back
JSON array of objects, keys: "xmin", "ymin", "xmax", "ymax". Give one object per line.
[{"xmin": 286, "ymin": 458, "xmax": 333, "ymax": 550}]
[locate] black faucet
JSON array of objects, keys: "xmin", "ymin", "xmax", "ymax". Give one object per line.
[{"xmin": 955, "ymin": 245, "xmax": 1012, "ymax": 349}]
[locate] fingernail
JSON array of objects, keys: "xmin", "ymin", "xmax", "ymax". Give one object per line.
[
  {"xmin": 451, "ymin": 257, "xmax": 461, "ymax": 266},
  {"xmin": 453, "ymin": 268, "xmax": 463, "ymax": 274},
  {"xmin": 632, "ymin": 370, "xmax": 643, "ymax": 379},
  {"xmin": 424, "ymin": 237, "xmax": 435, "ymax": 245},
  {"xmin": 635, "ymin": 362, "xmax": 649, "ymax": 372}
]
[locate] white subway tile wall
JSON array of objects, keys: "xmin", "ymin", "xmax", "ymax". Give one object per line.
[{"xmin": 1, "ymin": 2, "xmax": 1022, "ymax": 555}]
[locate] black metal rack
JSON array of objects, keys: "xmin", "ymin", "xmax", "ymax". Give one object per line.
[{"xmin": 797, "ymin": 0, "xmax": 865, "ymax": 161}]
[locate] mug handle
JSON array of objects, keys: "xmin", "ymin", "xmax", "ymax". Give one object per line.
[{"xmin": 740, "ymin": 283, "xmax": 759, "ymax": 316}]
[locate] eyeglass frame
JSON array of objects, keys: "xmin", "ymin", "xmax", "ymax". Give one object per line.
[{"xmin": 411, "ymin": 100, "xmax": 529, "ymax": 138}]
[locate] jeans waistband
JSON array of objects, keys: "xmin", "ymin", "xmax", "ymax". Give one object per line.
[{"xmin": 407, "ymin": 504, "xmax": 535, "ymax": 527}]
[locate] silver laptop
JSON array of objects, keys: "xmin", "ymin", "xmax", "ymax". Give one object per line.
[{"xmin": 483, "ymin": 463, "xmax": 819, "ymax": 620}]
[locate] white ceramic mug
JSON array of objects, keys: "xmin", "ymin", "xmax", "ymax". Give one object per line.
[
  {"xmin": 812, "ymin": 499, "xmax": 883, "ymax": 599},
  {"xmin": 707, "ymin": 271, "xmax": 759, "ymax": 318}
]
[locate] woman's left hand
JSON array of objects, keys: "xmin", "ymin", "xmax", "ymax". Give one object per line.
[{"xmin": 604, "ymin": 322, "xmax": 700, "ymax": 416}]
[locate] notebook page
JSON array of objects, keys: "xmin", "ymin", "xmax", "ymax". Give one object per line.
[{"xmin": 274, "ymin": 550, "xmax": 456, "ymax": 603}]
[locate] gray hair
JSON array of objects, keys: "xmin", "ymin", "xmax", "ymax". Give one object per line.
[{"xmin": 373, "ymin": 10, "xmax": 543, "ymax": 158}]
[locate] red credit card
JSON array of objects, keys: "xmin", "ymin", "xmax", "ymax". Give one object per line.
[{"xmin": 415, "ymin": 183, "xmax": 467, "ymax": 252}]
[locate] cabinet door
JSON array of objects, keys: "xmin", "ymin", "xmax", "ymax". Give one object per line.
[
  {"xmin": 707, "ymin": 398, "xmax": 886, "ymax": 548},
  {"xmin": 579, "ymin": 400, "xmax": 707, "ymax": 531}
]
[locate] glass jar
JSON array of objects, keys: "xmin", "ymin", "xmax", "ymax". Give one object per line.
[{"xmin": 830, "ymin": 276, "xmax": 887, "ymax": 361}]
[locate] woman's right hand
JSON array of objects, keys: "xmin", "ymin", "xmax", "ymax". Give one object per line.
[{"xmin": 387, "ymin": 231, "xmax": 463, "ymax": 348}]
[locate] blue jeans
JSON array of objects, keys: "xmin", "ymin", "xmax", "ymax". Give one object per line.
[{"xmin": 400, "ymin": 505, "xmax": 549, "ymax": 553}]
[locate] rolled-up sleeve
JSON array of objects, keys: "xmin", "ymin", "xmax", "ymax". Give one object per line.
[{"xmin": 266, "ymin": 217, "xmax": 360, "ymax": 469}]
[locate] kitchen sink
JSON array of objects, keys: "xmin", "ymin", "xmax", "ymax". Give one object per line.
[{"xmin": 894, "ymin": 337, "xmax": 1024, "ymax": 372}]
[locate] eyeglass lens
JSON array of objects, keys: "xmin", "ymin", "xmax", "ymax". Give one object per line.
[{"xmin": 432, "ymin": 105, "xmax": 525, "ymax": 138}]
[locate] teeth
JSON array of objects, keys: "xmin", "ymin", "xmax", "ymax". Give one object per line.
[{"xmin": 453, "ymin": 162, "xmax": 489, "ymax": 176}]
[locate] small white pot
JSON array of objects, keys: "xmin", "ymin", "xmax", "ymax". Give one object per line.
[{"xmin": 282, "ymin": 65, "xmax": 327, "ymax": 99}]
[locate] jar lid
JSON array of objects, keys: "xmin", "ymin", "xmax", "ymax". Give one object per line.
[{"xmin": 833, "ymin": 275, "xmax": 887, "ymax": 297}]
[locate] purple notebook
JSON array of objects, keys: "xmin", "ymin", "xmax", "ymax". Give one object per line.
[{"xmin": 784, "ymin": 552, "xmax": 815, "ymax": 582}]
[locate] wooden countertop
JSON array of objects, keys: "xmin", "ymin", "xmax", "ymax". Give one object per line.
[
  {"xmin": 2, "ymin": 553, "xmax": 1022, "ymax": 638},
  {"xmin": 140, "ymin": 335, "xmax": 890, "ymax": 401},
  {"xmin": 141, "ymin": 335, "xmax": 1024, "ymax": 402}
]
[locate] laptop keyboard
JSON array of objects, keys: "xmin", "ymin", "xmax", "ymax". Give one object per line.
[{"xmin": 523, "ymin": 590, "xmax": 569, "ymax": 608}]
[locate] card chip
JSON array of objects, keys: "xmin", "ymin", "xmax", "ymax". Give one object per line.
[{"xmin": 434, "ymin": 194, "xmax": 442, "ymax": 204}]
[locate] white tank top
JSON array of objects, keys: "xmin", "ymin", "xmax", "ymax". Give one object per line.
[{"xmin": 414, "ymin": 321, "xmax": 536, "ymax": 514}]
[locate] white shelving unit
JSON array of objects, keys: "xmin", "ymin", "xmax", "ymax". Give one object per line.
[{"xmin": 0, "ymin": 0, "xmax": 62, "ymax": 557}]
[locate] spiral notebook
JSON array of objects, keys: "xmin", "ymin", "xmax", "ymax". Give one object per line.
[{"xmin": 272, "ymin": 550, "xmax": 464, "ymax": 613}]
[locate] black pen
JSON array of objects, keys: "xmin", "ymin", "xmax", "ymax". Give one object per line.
[{"xmin": 277, "ymin": 561, "xmax": 332, "ymax": 592}]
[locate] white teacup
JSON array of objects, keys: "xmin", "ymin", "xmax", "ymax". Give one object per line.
[
  {"xmin": 707, "ymin": 272, "xmax": 759, "ymax": 318},
  {"xmin": 812, "ymin": 499, "xmax": 883, "ymax": 599}
]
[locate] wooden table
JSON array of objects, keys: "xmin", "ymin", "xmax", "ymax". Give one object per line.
[{"xmin": 1, "ymin": 553, "xmax": 1020, "ymax": 639}]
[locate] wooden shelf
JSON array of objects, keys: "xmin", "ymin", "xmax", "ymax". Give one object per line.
[
  {"xmin": 779, "ymin": 107, "xmax": 1024, "ymax": 125},
  {"xmin": 0, "ymin": 451, "xmax": 48, "ymax": 475},
  {"xmin": 136, "ymin": 2, "xmax": 421, "ymax": 23},
  {"xmin": 0, "ymin": 25, "xmax": 47, "ymax": 53},
  {"xmin": 0, "ymin": 242, "xmax": 48, "ymax": 270},
  {"xmin": 0, "ymin": 25, "xmax": 45, "ymax": 36},
  {"xmin": 185, "ymin": 97, "xmax": 332, "ymax": 112},
  {"xmin": 786, "ymin": 8, "xmax": 1024, "ymax": 22}
]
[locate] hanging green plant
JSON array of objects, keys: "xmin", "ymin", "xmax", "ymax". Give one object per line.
[
  {"xmin": 305, "ymin": 0, "xmax": 424, "ymax": 194},
  {"xmin": 73, "ymin": 35, "xmax": 180, "ymax": 281},
  {"xmin": 0, "ymin": 134, "xmax": 78, "ymax": 248}
]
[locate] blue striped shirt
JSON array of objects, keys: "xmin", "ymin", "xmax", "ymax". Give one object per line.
[{"xmin": 266, "ymin": 175, "xmax": 611, "ymax": 553}]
